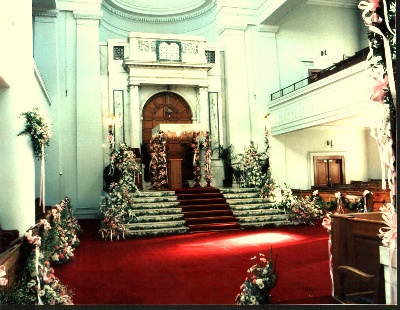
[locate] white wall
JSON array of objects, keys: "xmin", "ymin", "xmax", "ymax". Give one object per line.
[
  {"xmin": 275, "ymin": 4, "xmax": 367, "ymax": 90},
  {"xmin": 270, "ymin": 125, "xmax": 380, "ymax": 189}
]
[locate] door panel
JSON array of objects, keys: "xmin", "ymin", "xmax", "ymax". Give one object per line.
[{"xmin": 314, "ymin": 156, "xmax": 345, "ymax": 187}]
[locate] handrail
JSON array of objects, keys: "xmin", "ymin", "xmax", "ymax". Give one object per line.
[{"xmin": 271, "ymin": 47, "xmax": 369, "ymax": 101}]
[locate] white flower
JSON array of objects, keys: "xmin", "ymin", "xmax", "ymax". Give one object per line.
[
  {"xmin": 313, "ymin": 190, "xmax": 318, "ymax": 196},
  {"xmin": 335, "ymin": 192, "xmax": 341, "ymax": 199}
]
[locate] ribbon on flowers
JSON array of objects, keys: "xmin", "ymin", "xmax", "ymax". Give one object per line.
[
  {"xmin": 39, "ymin": 144, "xmax": 45, "ymax": 213},
  {"xmin": 378, "ymin": 203, "xmax": 397, "ymax": 304},
  {"xmin": 0, "ymin": 265, "xmax": 8, "ymax": 286},
  {"xmin": 322, "ymin": 212, "xmax": 334, "ymax": 296},
  {"xmin": 24, "ymin": 231, "xmax": 43, "ymax": 305}
]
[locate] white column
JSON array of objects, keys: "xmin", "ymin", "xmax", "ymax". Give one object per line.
[
  {"xmin": 74, "ymin": 11, "xmax": 103, "ymax": 216},
  {"xmin": 128, "ymin": 84, "xmax": 141, "ymax": 149}
]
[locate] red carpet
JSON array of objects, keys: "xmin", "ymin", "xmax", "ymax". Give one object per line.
[{"xmin": 54, "ymin": 220, "xmax": 338, "ymax": 305}]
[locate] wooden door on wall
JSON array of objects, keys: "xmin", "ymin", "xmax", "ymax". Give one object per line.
[
  {"xmin": 141, "ymin": 92, "xmax": 193, "ymax": 183},
  {"xmin": 314, "ymin": 156, "xmax": 345, "ymax": 187}
]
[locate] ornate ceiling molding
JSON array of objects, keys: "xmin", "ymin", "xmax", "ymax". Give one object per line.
[{"xmin": 103, "ymin": 0, "xmax": 217, "ymax": 22}]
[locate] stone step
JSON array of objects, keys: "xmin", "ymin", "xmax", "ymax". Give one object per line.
[
  {"xmin": 133, "ymin": 196, "xmax": 178, "ymax": 203},
  {"xmin": 223, "ymin": 192, "xmax": 261, "ymax": 199},
  {"xmin": 132, "ymin": 202, "xmax": 180, "ymax": 209},
  {"xmin": 125, "ymin": 220, "xmax": 186, "ymax": 230},
  {"xmin": 229, "ymin": 203, "xmax": 275, "ymax": 210},
  {"xmin": 131, "ymin": 191, "xmax": 176, "ymax": 198},
  {"xmin": 226, "ymin": 198, "xmax": 268, "ymax": 205},
  {"xmin": 236, "ymin": 214, "xmax": 289, "ymax": 223},
  {"xmin": 232, "ymin": 208, "xmax": 283, "ymax": 216},
  {"xmin": 134, "ymin": 214, "xmax": 185, "ymax": 222},
  {"xmin": 124, "ymin": 227, "xmax": 189, "ymax": 237},
  {"xmin": 130, "ymin": 208, "xmax": 182, "ymax": 216},
  {"xmin": 220, "ymin": 188, "xmax": 260, "ymax": 194}
]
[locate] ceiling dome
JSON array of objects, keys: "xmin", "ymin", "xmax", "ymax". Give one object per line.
[{"xmin": 104, "ymin": 0, "xmax": 215, "ymax": 17}]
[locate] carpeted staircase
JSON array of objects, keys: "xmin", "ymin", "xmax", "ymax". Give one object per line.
[
  {"xmin": 124, "ymin": 187, "xmax": 298, "ymax": 237},
  {"xmin": 175, "ymin": 187, "xmax": 240, "ymax": 233}
]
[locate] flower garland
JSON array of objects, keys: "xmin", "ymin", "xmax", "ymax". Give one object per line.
[
  {"xmin": 358, "ymin": 0, "xmax": 396, "ymax": 204},
  {"xmin": 191, "ymin": 135, "xmax": 201, "ymax": 187},
  {"xmin": 99, "ymin": 143, "xmax": 141, "ymax": 240},
  {"xmin": 0, "ymin": 222, "xmax": 74, "ymax": 305},
  {"xmin": 203, "ymin": 131, "xmax": 212, "ymax": 187},
  {"xmin": 18, "ymin": 107, "xmax": 52, "ymax": 213},
  {"xmin": 235, "ymin": 247, "xmax": 277, "ymax": 305},
  {"xmin": 322, "ymin": 212, "xmax": 334, "ymax": 296},
  {"xmin": 149, "ymin": 131, "xmax": 168, "ymax": 189}
]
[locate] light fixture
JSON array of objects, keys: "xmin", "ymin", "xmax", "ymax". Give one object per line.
[{"xmin": 166, "ymin": 107, "xmax": 172, "ymax": 118}]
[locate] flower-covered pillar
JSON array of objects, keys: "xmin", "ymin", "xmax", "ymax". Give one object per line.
[{"xmin": 358, "ymin": 0, "xmax": 396, "ymax": 205}]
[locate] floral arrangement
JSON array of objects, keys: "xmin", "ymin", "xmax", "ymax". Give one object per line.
[
  {"xmin": 274, "ymin": 186, "xmax": 324, "ymax": 225},
  {"xmin": 149, "ymin": 131, "xmax": 168, "ymax": 189},
  {"xmin": 40, "ymin": 206, "xmax": 75, "ymax": 265},
  {"xmin": 0, "ymin": 223, "xmax": 74, "ymax": 305},
  {"xmin": 238, "ymin": 144, "xmax": 265, "ymax": 188},
  {"xmin": 100, "ymin": 142, "xmax": 141, "ymax": 240},
  {"xmin": 260, "ymin": 127, "xmax": 276, "ymax": 199},
  {"xmin": 59, "ymin": 197, "xmax": 82, "ymax": 248},
  {"xmin": 191, "ymin": 135, "xmax": 201, "ymax": 187},
  {"xmin": 235, "ymin": 247, "xmax": 277, "ymax": 305},
  {"xmin": 18, "ymin": 107, "xmax": 52, "ymax": 159},
  {"xmin": 358, "ymin": 0, "xmax": 396, "ymax": 204},
  {"xmin": 203, "ymin": 131, "xmax": 212, "ymax": 187}
]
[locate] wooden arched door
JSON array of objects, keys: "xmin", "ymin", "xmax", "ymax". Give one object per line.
[{"xmin": 141, "ymin": 92, "xmax": 193, "ymax": 184}]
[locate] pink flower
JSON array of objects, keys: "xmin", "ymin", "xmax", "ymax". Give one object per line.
[
  {"xmin": 370, "ymin": 72, "xmax": 388, "ymax": 103},
  {"xmin": 0, "ymin": 265, "xmax": 8, "ymax": 286}
]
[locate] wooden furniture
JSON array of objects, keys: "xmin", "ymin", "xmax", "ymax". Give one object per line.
[
  {"xmin": 168, "ymin": 159, "xmax": 183, "ymax": 190},
  {"xmin": 330, "ymin": 212, "xmax": 386, "ymax": 304}
]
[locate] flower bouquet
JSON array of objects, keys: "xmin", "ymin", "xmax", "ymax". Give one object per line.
[{"xmin": 235, "ymin": 247, "xmax": 278, "ymax": 305}]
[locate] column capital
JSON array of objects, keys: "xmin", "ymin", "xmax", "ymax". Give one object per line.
[{"xmin": 257, "ymin": 24, "xmax": 279, "ymax": 33}]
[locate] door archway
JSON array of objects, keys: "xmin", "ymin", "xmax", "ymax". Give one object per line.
[{"xmin": 141, "ymin": 92, "xmax": 193, "ymax": 184}]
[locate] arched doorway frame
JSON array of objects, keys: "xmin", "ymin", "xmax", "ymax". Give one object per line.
[{"xmin": 140, "ymin": 90, "xmax": 196, "ymax": 185}]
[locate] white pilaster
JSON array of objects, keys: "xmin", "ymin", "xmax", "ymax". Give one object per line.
[
  {"xmin": 198, "ymin": 86, "xmax": 209, "ymax": 128},
  {"xmin": 74, "ymin": 11, "xmax": 103, "ymax": 216},
  {"xmin": 218, "ymin": 23, "xmax": 251, "ymax": 150},
  {"xmin": 129, "ymin": 84, "xmax": 141, "ymax": 148}
]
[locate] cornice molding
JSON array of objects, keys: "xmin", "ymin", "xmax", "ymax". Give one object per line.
[
  {"xmin": 73, "ymin": 11, "xmax": 102, "ymax": 20},
  {"xmin": 218, "ymin": 23, "xmax": 248, "ymax": 36},
  {"xmin": 307, "ymin": 0, "xmax": 359, "ymax": 9},
  {"xmin": 32, "ymin": 9, "xmax": 59, "ymax": 18},
  {"xmin": 257, "ymin": 24, "xmax": 279, "ymax": 33},
  {"xmin": 102, "ymin": 0, "xmax": 217, "ymax": 23}
]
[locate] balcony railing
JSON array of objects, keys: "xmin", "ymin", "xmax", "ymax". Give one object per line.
[{"xmin": 271, "ymin": 47, "xmax": 369, "ymax": 101}]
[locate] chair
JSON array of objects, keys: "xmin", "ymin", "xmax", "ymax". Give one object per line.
[{"xmin": 336, "ymin": 265, "xmax": 383, "ymax": 304}]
